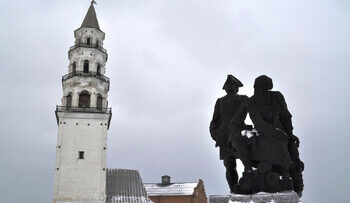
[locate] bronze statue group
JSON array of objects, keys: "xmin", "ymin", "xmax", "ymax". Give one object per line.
[{"xmin": 210, "ymin": 75, "xmax": 304, "ymax": 197}]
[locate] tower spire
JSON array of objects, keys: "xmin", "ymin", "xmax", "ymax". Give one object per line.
[{"xmin": 81, "ymin": 1, "xmax": 100, "ymax": 30}]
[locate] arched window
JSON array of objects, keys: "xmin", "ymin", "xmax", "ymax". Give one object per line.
[
  {"xmin": 79, "ymin": 90, "xmax": 90, "ymax": 108},
  {"xmin": 66, "ymin": 93, "xmax": 72, "ymax": 109},
  {"xmin": 87, "ymin": 37, "xmax": 91, "ymax": 45},
  {"xmin": 97, "ymin": 95, "xmax": 103, "ymax": 110},
  {"xmin": 72, "ymin": 62, "xmax": 76, "ymax": 73},
  {"xmin": 97, "ymin": 63, "xmax": 101, "ymax": 75},
  {"xmin": 83, "ymin": 60, "xmax": 89, "ymax": 73}
]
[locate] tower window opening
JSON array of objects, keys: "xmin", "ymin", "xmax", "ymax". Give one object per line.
[
  {"xmin": 72, "ymin": 62, "xmax": 76, "ymax": 73},
  {"xmin": 83, "ymin": 60, "xmax": 89, "ymax": 73},
  {"xmin": 66, "ymin": 93, "xmax": 72, "ymax": 109},
  {"xmin": 86, "ymin": 37, "xmax": 91, "ymax": 45},
  {"xmin": 79, "ymin": 90, "xmax": 90, "ymax": 108},
  {"xmin": 97, "ymin": 95, "xmax": 103, "ymax": 110},
  {"xmin": 97, "ymin": 63, "xmax": 101, "ymax": 75},
  {"xmin": 96, "ymin": 40, "xmax": 99, "ymax": 46},
  {"xmin": 79, "ymin": 151, "xmax": 84, "ymax": 159}
]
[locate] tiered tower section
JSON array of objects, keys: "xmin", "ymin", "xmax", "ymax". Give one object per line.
[{"xmin": 53, "ymin": 3, "xmax": 111, "ymax": 203}]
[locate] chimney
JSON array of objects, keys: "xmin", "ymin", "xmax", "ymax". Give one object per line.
[{"xmin": 161, "ymin": 175, "xmax": 171, "ymax": 185}]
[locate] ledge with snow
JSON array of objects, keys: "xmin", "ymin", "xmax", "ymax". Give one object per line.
[{"xmin": 209, "ymin": 191, "xmax": 300, "ymax": 203}]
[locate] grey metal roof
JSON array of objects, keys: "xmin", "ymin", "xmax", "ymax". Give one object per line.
[
  {"xmin": 144, "ymin": 182, "xmax": 199, "ymax": 196},
  {"xmin": 81, "ymin": 3, "xmax": 100, "ymax": 30},
  {"xmin": 106, "ymin": 169, "xmax": 151, "ymax": 203}
]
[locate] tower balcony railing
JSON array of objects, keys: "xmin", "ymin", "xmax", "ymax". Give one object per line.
[
  {"xmin": 69, "ymin": 42, "xmax": 107, "ymax": 54},
  {"xmin": 55, "ymin": 105, "xmax": 112, "ymax": 128},
  {"xmin": 56, "ymin": 105, "xmax": 112, "ymax": 114},
  {"xmin": 62, "ymin": 71, "xmax": 110, "ymax": 83}
]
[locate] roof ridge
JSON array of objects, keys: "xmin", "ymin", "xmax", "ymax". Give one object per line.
[
  {"xmin": 107, "ymin": 168, "xmax": 139, "ymax": 171},
  {"xmin": 144, "ymin": 182, "xmax": 198, "ymax": 184}
]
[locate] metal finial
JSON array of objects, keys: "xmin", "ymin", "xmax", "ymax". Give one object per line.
[{"xmin": 91, "ymin": 0, "xmax": 97, "ymax": 5}]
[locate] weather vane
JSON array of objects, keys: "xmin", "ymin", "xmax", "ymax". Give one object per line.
[{"xmin": 91, "ymin": 0, "xmax": 97, "ymax": 5}]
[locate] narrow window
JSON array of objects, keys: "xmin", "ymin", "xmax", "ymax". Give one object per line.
[
  {"xmin": 86, "ymin": 37, "xmax": 91, "ymax": 45},
  {"xmin": 72, "ymin": 62, "xmax": 76, "ymax": 73},
  {"xmin": 83, "ymin": 60, "xmax": 89, "ymax": 73},
  {"xmin": 79, "ymin": 90, "xmax": 90, "ymax": 108},
  {"xmin": 97, "ymin": 95, "xmax": 103, "ymax": 110},
  {"xmin": 97, "ymin": 63, "xmax": 101, "ymax": 75},
  {"xmin": 79, "ymin": 151, "xmax": 84, "ymax": 159},
  {"xmin": 66, "ymin": 93, "xmax": 72, "ymax": 109},
  {"xmin": 96, "ymin": 40, "xmax": 99, "ymax": 46}
]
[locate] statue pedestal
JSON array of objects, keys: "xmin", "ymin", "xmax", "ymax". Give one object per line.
[{"xmin": 209, "ymin": 191, "xmax": 300, "ymax": 203}]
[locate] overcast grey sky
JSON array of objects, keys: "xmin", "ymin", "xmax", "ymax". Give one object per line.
[{"xmin": 0, "ymin": 0, "xmax": 349, "ymax": 202}]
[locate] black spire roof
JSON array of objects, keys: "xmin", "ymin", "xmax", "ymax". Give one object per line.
[{"xmin": 81, "ymin": 2, "xmax": 100, "ymax": 30}]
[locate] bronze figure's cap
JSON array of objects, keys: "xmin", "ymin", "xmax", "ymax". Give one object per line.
[
  {"xmin": 222, "ymin": 74, "xmax": 243, "ymax": 89},
  {"xmin": 254, "ymin": 75, "xmax": 273, "ymax": 90}
]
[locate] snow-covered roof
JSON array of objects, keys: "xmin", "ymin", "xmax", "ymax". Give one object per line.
[
  {"xmin": 106, "ymin": 169, "xmax": 152, "ymax": 203},
  {"xmin": 144, "ymin": 182, "xmax": 199, "ymax": 196}
]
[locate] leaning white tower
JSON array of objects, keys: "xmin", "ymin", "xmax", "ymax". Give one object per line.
[{"xmin": 53, "ymin": 2, "xmax": 111, "ymax": 203}]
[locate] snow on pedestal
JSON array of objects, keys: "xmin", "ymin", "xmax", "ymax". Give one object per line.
[{"xmin": 209, "ymin": 191, "xmax": 300, "ymax": 203}]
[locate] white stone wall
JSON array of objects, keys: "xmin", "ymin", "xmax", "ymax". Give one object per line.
[
  {"xmin": 61, "ymin": 25, "xmax": 109, "ymax": 109},
  {"xmin": 53, "ymin": 112, "xmax": 110, "ymax": 203},
  {"xmin": 68, "ymin": 27, "xmax": 107, "ymax": 74},
  {"xmin": 74, "ymin": 27, "xmax": 105, "ymax": 44},
  {"xmin": 62, "ymin": 76, "xmax": 109, "ymax": 108},
  {"xmin": 68, "ymin": 49, "xmax": 107, "ymax": 74}
]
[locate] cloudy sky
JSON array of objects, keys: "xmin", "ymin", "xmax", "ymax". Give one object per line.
[{"xmin": 0, "ymin": 0, "xmax": 349, "ymax": 202}]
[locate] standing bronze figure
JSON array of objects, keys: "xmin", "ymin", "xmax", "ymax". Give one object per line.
[{"xmin": 209, "ymin": 75, "xmax": 251, "ymax": 193}]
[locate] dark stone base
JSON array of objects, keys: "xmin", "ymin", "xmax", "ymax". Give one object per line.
[{"xmin": 209, "ymin": 191, "xmax": 300, "ymax": 203}]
